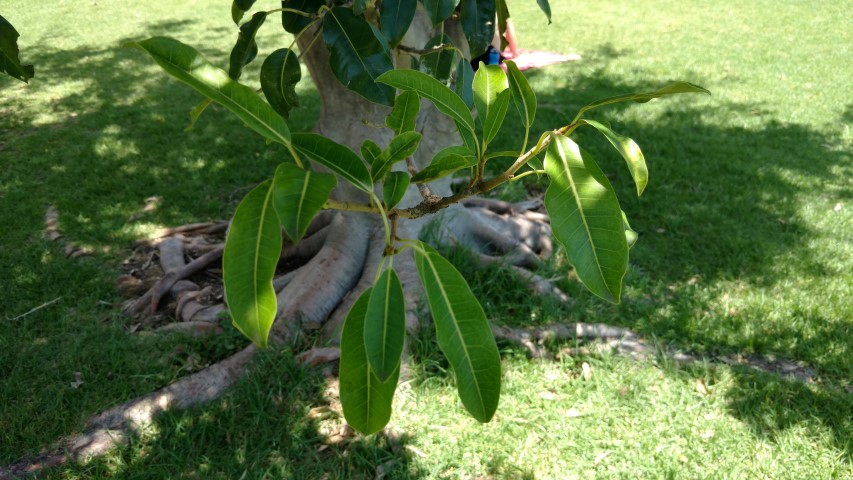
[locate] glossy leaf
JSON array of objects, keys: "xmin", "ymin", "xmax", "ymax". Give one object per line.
[
  {"xmin": 473, "ymin": 63, "xmax": 508, "ymax": 143},
  {"xmin": 280, "ymin": 0, "xmax": 324, "ymax": 34},
  {"xmin": 380, "ymin": 0, "xmax": 417, "ymax": 47},
  {"xmin": 272, "ymin": 163, "xmax": 337, "ymax": 242},
  {"xmin": 323, "ymin": 7, "xmax": 395, "ymax": 106},
  {"xmin": 0, "ymin": 15, "xmax": 34, "ymax": 83},
  {"xmin": 536, "ymin": 0, "xmax": 552, "ymax": 23},
  {"xmin": 291, "ymin": 133, "xmax": 372, "ymax": 192},
  {"xmin": 411, "ymin": 146, "xmax": 475, "ymax": 183},
  {"xmin": 231, "ymin": 0, "xmax": 257, "ymax": 24},
  {"xmin": 260, "ymin": 48, "xmax": 302, "ymax": 119},
  {"xmin": 581, "ymin": 119, "xmax": 648, "ymax": 196},
  {"xmin": 223, "ymin": 180, "xmax": 281, "ymax": 348},
  {"xmin": 339, "ymin": 288, "xmax": 400, "ymax": 435},
  {"xmin": 364, "ymin": 268, "xmax": 406, "ymax": 382},
  {"xmin": 378, "ymin": 69, "xmax": 476, "ymax": 140},
  {"xmin": 454, "ymin": 59, "xmax": 475, "ymax": 110},
  {"xmin": 229, "ymin": 11, "xmax": 267, "ymax": 80},
  {"xmin": 574, "ymin": 81, "xmax": 710, "ymax": 122},
  {"xmin": 127, "ymin": 37, "xmax": 291, "ymax": 147},
  {"xmin": 423, "ymin": 0, "xmax": 458, "ymax": 26},
  {"xmin": 372, "ymin": 131, "xmax": 422, "ymax": 181},
  {"xmin": 459, "ymin": 0, "xmax": 496, "ymax": 57},
  {"xmin": 386, "ymin": 91, "xmax": 420, "ymax": 135},
  {"xmin": 361, "ymin": 139, "xmax": 382, "ymax": 165},
  {"xmin": 544, "ymin": 135, "xmax": 627, "ymax": 303},
  {"xmin": 383, "ymin": 171, "xmax": 410, "ymax": 209},
  {"xmin": 421, "ymin": 34, "xmax": 455, "ymax": 84},
  {"xmin": 505, "ymin": 60, "xmax": 536, "ymax": 128},
  {"xmin": 482, "ymin": 89, "xmax": 511, "ymax": 146},
  {"xmin": 414, "ymin": 243, "xmax": 501, "ymax": 422}
]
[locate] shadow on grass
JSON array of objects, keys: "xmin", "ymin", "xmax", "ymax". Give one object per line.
[
  {"xmin": 0, "ymin": 22, "xmax": 320, "ymax": 252},
  {"xmin": 48, "ymin": 350, "xmax": 422, "ymax": 479}
]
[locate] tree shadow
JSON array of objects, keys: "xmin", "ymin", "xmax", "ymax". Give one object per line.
[
  {"xmin": 0, "ymin": 22, "xmax": 321, "ymax": 252},
  {"xmin": 50, "ymin": 350, "xmax": 423, "ymax": 479}
]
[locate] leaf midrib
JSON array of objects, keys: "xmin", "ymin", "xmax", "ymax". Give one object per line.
[
  {"xmin": 421, "ymin": 250, "xmax": 486, "ymax": 418},
  {"xmin": 554, "ymin": 138, "xmax": 609, "ymax": 293},
  {"xmin": 151, "ymin": 43, "xmax": 289, "ymax": 147}
]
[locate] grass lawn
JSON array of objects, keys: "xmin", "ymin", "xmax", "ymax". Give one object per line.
[{"xmin": 1, "ymin": 0, "xmax": 851, "ymax": 478}]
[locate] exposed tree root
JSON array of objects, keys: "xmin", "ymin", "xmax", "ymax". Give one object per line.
[
  {"xmin": 146, "ymin": 220, "xmax": 229, "ymax": 241},
  {"xmin": 44, "ymin": 205, "xmax": 93, "ymax": 258},
  {"xmin": 123, "ymin": 244, "xmax": 224, "ymax": 316},
  {"xmin": 0, "ymin": 345, "xmax": 257, "ymax": 479},
  {"xmin": 476, "ymin": 252, "xmax": 569, "ymax": 302},
  {"xmin": 491, "ymin": 323, "xmax": 819, "ymax": 384}
]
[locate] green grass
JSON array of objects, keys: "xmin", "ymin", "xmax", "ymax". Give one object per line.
[{"xmin": 2, "ymin": 0, "xmax": 851, "ymax": 478}]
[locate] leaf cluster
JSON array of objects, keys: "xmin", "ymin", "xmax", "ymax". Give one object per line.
[{"xmin": 123, "ymin": 0, "xmax": 708, "ymax": 434}]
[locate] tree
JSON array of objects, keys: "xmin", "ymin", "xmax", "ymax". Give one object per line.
[{"xmin": 0, "ymin": 1, "xmax": 707, "ymax": 472}]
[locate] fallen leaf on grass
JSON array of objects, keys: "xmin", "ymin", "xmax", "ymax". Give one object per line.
[
  {"xmin": 70, "ymin": 372, "xmax": 84, "ymax": 389},
  {"xmin": 563, "ymin": 408, "xmax": 583, "ymax": 418},
  {"xmin": 695, "ymin": 379, "xmax": 711, "ymax": 396},
  {"xmin": 581, "ymin": 362, "xmax": 592, "ymax": 381},
  {"xmin": 539, "ymin": 391, "xmax": 558, "ymax": 401}
]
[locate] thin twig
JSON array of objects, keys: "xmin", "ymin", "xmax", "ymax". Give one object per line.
[{"xmin": 7, "ymin": 297, "xmax": 63, "ymax": 321}]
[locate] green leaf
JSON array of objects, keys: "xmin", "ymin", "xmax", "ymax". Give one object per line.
[
  {"xmin": 185, "ymin": 98, "xmax": 213, "ymax": 131},
  {"xmin": 372, "ymin": 131, "xmax": 422, "ymax": 181},
  {"xmin": 536, "ymin": 0, "xmax": 552, "ymax": 23},
  {"xmin": 544, "ymin": 135, "xmax": 628, "ymax": 303},
  {"xmin": 231, "ymin": 0, "xmax": 257, "ymax": 24},
  {"xmin": 353, "ymin": 0, "xmax": 368, "ymax": 15},
  {"xmin": 380, "ymin": 0, "xmax": 417, "ymax": 47},
  {"xmin": 340, "ymin": 288, "xmax": 399, "ymax": 435},
  {"xmin": 223, "ymin": 180, "xmax": 281, "ymax": 348},
  {"xmin": 229, "ymin": 11, "xmax": 267, "ymax": 80},
  {"xmin": 454, "ymin": 59, "xmax": 475, "ymax": 110},
  {"xmin": 414, "ymin": 243, "xmax": 501, "ymax": 422},
  {"xmin": 574, "ymin": 81, "xmax": 710, "ymax": 122},
  {"xmin": 272, "ymin": 163, "xmax": 337, "ymax": 242},
  {"xmin": 459, "ymin": 0, "xmax": 496, "ymax": 57},
  {"xmin": 622, "ymin": 211, "xmax": 638, "ymax": 249},
  {"xmin": 378, "ymin": 69, "xmax": 476, "ymax": 140},
  {"xmin": 383, "ymin": 171, "xmax": 410, "ymax": 208},
  {"xmin": 505, "ymin": 60, "xmax": 536, "ymax": 128},
  {"xmin": 291, "ymin": 133, "xmax": 372, "ymax": 192},
  {"xmin": 421, "ymin": 34, "xmax": 455, "ymax": 84},
  {"xmin": 495, "ymin": 0, "xmax": 509, "ymax": 51},
  {"xmin": 411, "ymin": 145, "xmax": 475, "ymax": 183},
  {"xmin": 126, "ymin": 37, "xmax": 291, "ymax": 147},
  {"xmin": 386, "ymin": 91, "xmax": 420, "ymax": 135},
  {"xmin": 473, "ymin": 64, "xmax": 508, "ymax": 121},
  {"xmin": 364, "ymin": 268, "xmax": 406, "ymax": 382},
  {"xmin": 280, "ymin": 0, "xmax": 324, "ymax": 34},
  {"xmin": 361, "ymin": 139, "xmax": 382, "ymax": 165},
  {"xmin": 581, "ymin": 119, "xmax": 648, "ymax": 196},
  {"xmin": 482, "ymin": 89, "xmax": 510, "ymax": 147},
  {"xmin": 323, "ymin": 7, "xmax": 395, "ymax": 106},
  {"xmin": 260, "ymin": 48, "xmax": 302, "ymax": 119},
  {"xmin": 423, "ymin": 0, "xmax": 458, "ymax": 26},
  {"xmin": 473, "ymin": 64, "xmax": 509, "ymax": 147},
  {"xmin": 0, "ymin": 15, "xmax": 34, "ymax": 83}
]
